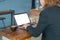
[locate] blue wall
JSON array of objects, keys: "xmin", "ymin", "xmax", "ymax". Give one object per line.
[
  {"xmin": 0, "ymin": 0, "xmax": 32, "ymax": 28},
  {"xmin": 0, "ymin": 0, "xmax": 32, "ymax": 13}
]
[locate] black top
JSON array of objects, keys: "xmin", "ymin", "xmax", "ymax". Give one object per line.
[{"xmin": 26, "ymin": 6, "xmax": 60, "ymax": 40}]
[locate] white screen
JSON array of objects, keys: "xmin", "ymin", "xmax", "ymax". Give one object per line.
[
  {"xmin": 14, "ymin": 13, "xmax": 30, "ymax": 26},
  {"xmin": 2, "ymin": 36, "xmax": 10, "ymax": 40}
]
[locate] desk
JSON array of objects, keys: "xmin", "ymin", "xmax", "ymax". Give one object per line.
[{"xmin": 0, "ymin": 28, "xmax": 31, "ymax": 40}]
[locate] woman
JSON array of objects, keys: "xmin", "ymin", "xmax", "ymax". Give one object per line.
[{"xmin": 23, "ymin": 0, "xmax": 60, "ymax": 40}]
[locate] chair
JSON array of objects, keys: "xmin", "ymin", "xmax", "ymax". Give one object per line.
[
  {"xmin": 0, "ymin": 17, "xmax": 6, "ymax": 28},
  {"xmin": 0, "ymin": 10, "xmax": 15, "ymax": 29}
]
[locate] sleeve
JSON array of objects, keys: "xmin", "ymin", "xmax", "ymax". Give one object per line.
[{"xmin": 26, "ymin": 11, "xmax": 48, "ymax": 37}]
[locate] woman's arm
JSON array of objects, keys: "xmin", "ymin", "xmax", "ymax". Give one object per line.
[{"xmin": 26, "ymin": 11, "xmax": 48, "ymax": 37}]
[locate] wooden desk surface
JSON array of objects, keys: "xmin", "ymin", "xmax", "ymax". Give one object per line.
[{"xmin": 0, "ymin": 28, "xmax": 31, "ymax": 40}]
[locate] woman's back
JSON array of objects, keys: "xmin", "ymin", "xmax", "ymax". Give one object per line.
[{"xmin": 42, "ymin": 6, "xmax": 60, "ymax": 40}]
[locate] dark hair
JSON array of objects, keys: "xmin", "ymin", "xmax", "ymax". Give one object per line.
[{"xmin": 43, "ymin": 0, "xmax": 60, "ymax": 8}]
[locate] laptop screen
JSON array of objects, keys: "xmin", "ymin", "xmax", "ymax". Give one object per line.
[{"xmin": 14, "ymin": 13, "xmax": 30, "ymax": 26}]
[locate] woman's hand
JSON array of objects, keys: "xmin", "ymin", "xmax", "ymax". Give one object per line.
[{"xmin": 22, "ymin": 23, "xmax": 30, "ymax": 29}]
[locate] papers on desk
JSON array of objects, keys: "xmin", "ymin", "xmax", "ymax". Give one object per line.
[
  {"xmin": 2, "ymin": 36, "xmax": 10, "ymax": 40},
  {"xmin": 14, "ymin": 13, "xmax": 30, "ymax": 26}
]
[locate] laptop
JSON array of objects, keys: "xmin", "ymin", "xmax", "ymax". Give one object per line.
[
  {"xmin": 14, "ymin": 12, "xmax": 30, "ymax": 27},
  {"xmin": 2, "ymin": 36, "xmax": 10, "ymax": 40}
]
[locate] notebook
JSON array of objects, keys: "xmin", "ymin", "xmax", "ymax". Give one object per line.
[
  {"xmin": 2, "ymin": 36, "xmax": 10, "ymax": 40},
  {"xmin": 14, "ymin": 13, "xmax": 30, "ymax": 26}
]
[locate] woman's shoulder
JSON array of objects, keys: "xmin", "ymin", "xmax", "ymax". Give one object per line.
[
  {"xmin": 44, "ymin": 5, "xmax": 60, "ymax": 11},
  {"xmin": 41, "ymin": 5, "xmax": 60, "ymax": 14},
  {"xmin": 39, "ymin": 5, "xmax": 60, "ymax": 17}
]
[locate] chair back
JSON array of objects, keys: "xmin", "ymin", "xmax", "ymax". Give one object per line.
[{"xmin": 0, "ymin": 10, "xmax": 15, "ymax": 29}]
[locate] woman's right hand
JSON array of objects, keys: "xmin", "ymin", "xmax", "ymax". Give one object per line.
[{"xmin": 22, "ymin": 23, "xmax": 30, "ymax": 29}]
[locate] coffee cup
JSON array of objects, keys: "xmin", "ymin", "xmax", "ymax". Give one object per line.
[{"xmin": 10, "ymin": 25, "xmax": 17, "ymax": 31}]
